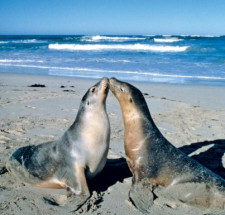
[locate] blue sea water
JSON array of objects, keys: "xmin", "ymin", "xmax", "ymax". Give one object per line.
[{"xmin": 0, "ymin": 35, "xmax": 225, "ymax": 86}]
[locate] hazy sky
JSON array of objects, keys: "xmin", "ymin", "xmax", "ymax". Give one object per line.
[{"xmin": 0, "ymin": 0, "xmax": 225, "ymax": 35}]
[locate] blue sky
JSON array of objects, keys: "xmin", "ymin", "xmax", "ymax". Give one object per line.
[{"xmin": 0, "ymin": 0, "xmax": 225, "ymax": 35}]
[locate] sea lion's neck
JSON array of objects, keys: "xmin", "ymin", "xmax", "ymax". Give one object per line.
[
  {"xmin": 122, "ymin": 102, "xmax": 154, "ymax": 131},
  {"xmin": 70, "ymin": 103, "xmax": 106, "ymax": 131},
  {"xmin": 122, "ymin": 103, "xmax": 165, "ymax": 145}
]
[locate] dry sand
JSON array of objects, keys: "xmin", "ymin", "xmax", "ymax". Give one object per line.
[{"xmin": 0, "ymin": 73, "xmax": 225, "ymax": 215}]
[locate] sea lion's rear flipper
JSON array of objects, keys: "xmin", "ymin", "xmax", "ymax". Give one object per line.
[
  {"xmin": 129, "ymin": 180, "xmax": 155, "ymax": 213},
  {"xmin": 154, "ymin": 182, "xmax": 225, "ymax": 209}
]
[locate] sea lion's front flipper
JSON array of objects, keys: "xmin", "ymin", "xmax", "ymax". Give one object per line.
[
  {"xmin": 66, "ymin": 164, "xmax": 90, "ymax": 211},
  {"xmin": 129, "ymin": 179, "xmax": 155, "ymax": 213}
]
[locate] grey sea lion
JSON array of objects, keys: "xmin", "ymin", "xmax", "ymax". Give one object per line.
[
  {"xmin": 6, "ymin": 77, "xmax": 110, "ymax": 210},
  {"xmin": 109, "ymin": 77, "xmax": 225, "ymax": 213}
]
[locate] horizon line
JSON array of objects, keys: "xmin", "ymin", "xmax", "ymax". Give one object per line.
[{"xmin": 0, "ymin": 34, "xmax": 224, "ymax": 37}]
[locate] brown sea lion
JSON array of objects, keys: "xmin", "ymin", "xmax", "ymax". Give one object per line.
[
  {"xmin": 6, "ymin": 77, "xmax": 110, "ymax": 211},
  {"xmin": 109, "ymin": 77, "xmax": 225, "ymax": 213}
]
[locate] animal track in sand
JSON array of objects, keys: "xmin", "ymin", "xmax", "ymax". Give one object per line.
[
  {"xmin": 1, "ymin": 129, "xmax": 23, "ymax": 136},
  {"xmin": 73, "ymin": 191, "xmax": 103, "ymax": 214},
  {"xmin": 0, "ymin": 135, "xmax": 10, "ymax": 144}
]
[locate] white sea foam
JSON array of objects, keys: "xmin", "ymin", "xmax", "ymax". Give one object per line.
[
  {"xmin": 144, "ymin": 35, "xmax": 156, "ymax": 37},
  {"xmin": 0, "ymin": 39, "xmax": 42, "ymax": 44},
  {"xmin": 10, "ymin": 39, "xmax": 46, "ymax": 43},
  {"xmin": 0, "ymin": 59, "xmax": 44, "ymax": 63},
  {"xmin": 95, "ymin": 58, "xmax": 131, "ymax": 63},
  {"xmin": 63, "ymin": 37, "xmax": 77, "ymax": 41},
  {"xmin": 190, "ymin": 35, "xmax": 218, "ymax": 38},
  {"xmin": 154, "ymin": 38, "xmax": 183, "ymax": 43},
  {"xmin": 0, "ymin": 41, "xmax": 8, "ymax": 44},
  {"xmin": 58, "ymin": 57, "xmax": 130, "ymax": 63},
  {"xmin": 81, "ymin": 35, "xmax": 145, "ymax": 42},
  {"xmin": 1, "ymin": 63, "xmax": 225, "ymax": 81},
  {"xmin": 48, "ymin": 43, "xmax": 189, "ymax": 52}
]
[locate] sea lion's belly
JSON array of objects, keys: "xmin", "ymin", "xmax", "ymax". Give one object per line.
[
  {"xmin": 84, "ymin": 138, "xmax": 109, "ymax": 178},
  {"xmin": 76, "ymin": 116, "xmax": 109, "ymax": 179}
]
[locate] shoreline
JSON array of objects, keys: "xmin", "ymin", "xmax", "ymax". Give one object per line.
[
  {"xmin": 1, "ymin": 72, "xmax": 225, "ymax": 110},
  {"xmin": 0, "ymin": 73, "xmax": 225, "ymax": 215},
  {"xmin": 1, "ymin": 71, "xmax": 225, "ymax": 86},
  {"xmin": 1, "ymin": 71, "xmax": 225, "ymax": 87}
]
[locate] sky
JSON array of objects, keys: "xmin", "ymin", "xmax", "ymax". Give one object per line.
[{"xmin": 0, "ymin": 0, "xmax": 225, "ymax": 35}]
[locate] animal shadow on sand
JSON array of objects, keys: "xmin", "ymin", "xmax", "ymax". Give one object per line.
[
  {"xmin": 88, "ymin": 139, "xmax": 225, "ymax": 193},
  {"xmin": 1, "ymin": 140, "xmax": 224, "ymax": 190},
  {"xmin": 179, "ymin": 139, "xmax": 225, "ymax": 179},
  {"xmin": 88, "ymin": 157, "xmax": 132, "ymax": 192},
  {"xmin": 0, "ymin": 158, "xmax": 132, "ymax": 190},
  {"xmin": 1, "ymin": 140, "xmax": 224, "ymax": 209}
]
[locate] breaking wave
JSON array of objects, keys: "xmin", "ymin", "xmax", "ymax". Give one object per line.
[
  {"xmin": 153, "ymin": 38, "xmax": 183, "ymax": 43},
  {"xmin": 81, "ymin": 35, "xmax": 145, "ymax": 42},
  {"xmin": 48, "ymin": 43, "xmax": 189, "ymax": 52}
]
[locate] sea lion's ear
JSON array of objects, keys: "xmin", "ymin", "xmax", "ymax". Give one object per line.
[{"xmin": 130, "ymin": 98, "xmax": 133, "ymax": 103}]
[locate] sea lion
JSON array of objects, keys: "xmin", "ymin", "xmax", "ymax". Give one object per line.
[
  {"xmin": 6, "ymin": 77, "xmax": 110, "ymax": 210},
  {"xmin": 109, "ymin": 77, "xmax": 225, "ymax": 213}
]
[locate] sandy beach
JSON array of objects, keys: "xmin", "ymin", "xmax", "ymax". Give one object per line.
[{"xmin": 0, "ymin": 73, "xmax": 225, "ymax": 215}]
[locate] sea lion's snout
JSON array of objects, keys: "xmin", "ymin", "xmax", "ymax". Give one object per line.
[
  {"xmin": 109, "ymin": 77, "xmax": 118, "ymax": 85},
  {"xmin": 101, "ymin": 77, "xmax": 109, "ymax": 84},
  {"xmin": 109, "ymin": 77, "xmax": 119, "ymax": 93},
  {"xmin": 100, "ymin": 77, "xmax": 109, "ymax": 94},
  {"xmin": 109, "ymin": 77, "xmax": 128, "ymax": 96}
]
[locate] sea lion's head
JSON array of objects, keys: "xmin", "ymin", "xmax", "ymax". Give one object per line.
[
  {"xmin": 109, "ymin": 77, "xmax": 151, "ymax": 125},
  {"xmin": 109, "ymin": 77, "xmax": 146, "ymax": 111},
  {"xmin": 81, "ymin": 77, "xmax": 109, "ymax": 110}
]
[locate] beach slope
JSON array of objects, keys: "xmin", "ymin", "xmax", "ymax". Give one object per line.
[{"xmin": 0, "ymin": 73, "xmax": 225, "ymax": 214}]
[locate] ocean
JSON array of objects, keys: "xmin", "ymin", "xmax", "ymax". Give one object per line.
[{"xmin": 0, "ymin": 35, "xmax": 225, "ymax": 86}]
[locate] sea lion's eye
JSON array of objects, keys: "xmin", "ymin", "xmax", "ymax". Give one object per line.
[
  {"xmin": 87, "ymin": 101, "xmax": 90, "ymax": 105},
  {"xmin": 130, "ymin": 98, "xmax": 133, "ymax": 103},
  {"xmin": 120, "ymin": 87, "xmax": 124, "ymax": 92},
  {"xmin": 91, "ymin": 87, "xmax": 96, "ymax": 93}
]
